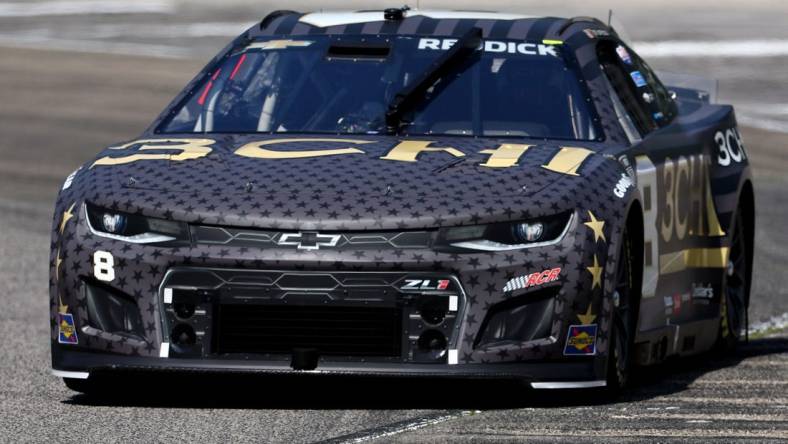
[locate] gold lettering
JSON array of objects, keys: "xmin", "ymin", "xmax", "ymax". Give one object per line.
[
  {"xmin": 479, "ymin": 144, "xmax": 533, "ymax": 168},
  {"xmin": 235, "ymin": 138, "xmax": 372, "ymax": 159},
  {"xmin": 380, "ymin": 140, "xmax": 465, "ymax": 162},
  {"xmin": 675, "ymin": 156, "xmax": 690, "ymax": 241},
  {"xmin": 92, "ymin": 138, "xmax": 214, "ymax": 167},
  {"xmin": 661, "ymin": 158, "xmax": 675, "ymax": 242},
  {"xmin": 687, "ymin": 156, "xmax": 704, "ymax": 236},
  {"xmin": 541, "ymin": 147, "xmax": 593, "ymax": 176},
  {"xmin": 705, "ymin": 176, "xmax": 726, "ymax": 236}
]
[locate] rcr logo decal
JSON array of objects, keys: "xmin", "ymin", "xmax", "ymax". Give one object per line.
[
  {"xmin": 715, "ymin": 127, "xmax": 746, "ymax": 166},
  {"xmin": 417, "ymin": 38, "xmax": 559, "ymax": 57}
]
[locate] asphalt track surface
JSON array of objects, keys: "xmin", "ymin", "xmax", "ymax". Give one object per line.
[{"xmin": 1, "ymin": 1, "xmax": 788, "ymax": 442}]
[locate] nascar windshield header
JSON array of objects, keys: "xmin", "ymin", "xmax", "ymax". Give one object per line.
[{"xmin": 159, "ymin": 35, "xmax": 600, "ymax": 140}]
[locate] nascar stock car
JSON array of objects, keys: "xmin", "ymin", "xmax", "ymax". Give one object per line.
[{"xmin": 50, "ymin": 8, "xmax": 754, "ymax": 394}]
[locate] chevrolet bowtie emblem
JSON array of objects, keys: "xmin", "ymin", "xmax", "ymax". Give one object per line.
[{"xmin": 278, "ymin": 232, "xmax": 341, "ymax": 250}]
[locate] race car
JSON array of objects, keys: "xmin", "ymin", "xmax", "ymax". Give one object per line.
[{"xmin": 50, "ymin": 8, "xmax": 754, "ymax": 394}]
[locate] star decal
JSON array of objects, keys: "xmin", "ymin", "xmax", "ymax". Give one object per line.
[
  {"xmin": 587, "ymin": 254, "xmax": 603, "ymax": 290},
  {"xmin": 576, "ymin": 303, "xmax": 596, "ymax": 324},
  {"xmin": 58, "ymin": 295, "xmax": 69, "ymax": 314},
  {"xmin": 59, "ymin": 202, "xmax": 76, "ymax": 234},
  {"xmin": 55, "ymin": 249, "xmax": 62, "ymax": 280},
  {"xmin": 583, "ymin": 210, "xmax": 605, "ymax": 243}
]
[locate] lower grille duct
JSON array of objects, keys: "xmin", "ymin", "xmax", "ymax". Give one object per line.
[{"xmin": 214, "ymin": 304, "xmax": 402, "ymax": 357}]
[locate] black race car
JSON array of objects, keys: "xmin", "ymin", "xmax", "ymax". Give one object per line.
[{"xmin": 51, "ymin": 8, "xmax": 754, "ymax": 393}]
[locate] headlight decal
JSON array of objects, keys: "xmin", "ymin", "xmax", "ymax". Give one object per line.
[
  {"xmin": 84, "ymin": 203, "xmax": 189, "ymax": 245},
  {"xmin": 441, "ymin": 211, "xmax": 574, "ymax": 252}
]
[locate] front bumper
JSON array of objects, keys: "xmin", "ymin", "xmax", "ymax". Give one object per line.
[
  {"xmin": 50, "ymin": 203, "xmax": 617, "ymax": 386},
  {"xmin": 52, "ymin": 346, "xmax": 604, "ymax": 388}
]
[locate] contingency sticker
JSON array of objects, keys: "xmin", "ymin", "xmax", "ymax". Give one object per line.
[
  {"xmin": 58, "ymin": 313, "xmax": 78, "ymax": 345},
  {"xmin": 630, "ymin": 70, "xmax": 647, "ymax": 87},
  {"xmin": 616, "ymin": 45, "xmax": 632, "ymax": 64},
  {"xmin": 563, "ymin": 324, "xmax": 597, "ymax": 355}
]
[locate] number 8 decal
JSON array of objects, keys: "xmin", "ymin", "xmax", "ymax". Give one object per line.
[{"xmin": 93, "ymin": 251, "xmax": 115, "ymax": 282}]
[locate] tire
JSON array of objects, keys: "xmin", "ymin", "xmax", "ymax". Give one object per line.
[
  {"xmin": 606, "ymin": 226, "xmax": 636, "ymax": 393},
  {"xmin": 718, "ymin": 208, "xmax": 751, "ymax": 350}
]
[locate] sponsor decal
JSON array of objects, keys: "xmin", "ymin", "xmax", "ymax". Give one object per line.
[
  {"xmin": 92, "ymin": 138, "xmax": 214, "ymax": 168},
  {"xmin": 617, "ymin": 155, "xmax": 636, "ymax": 181},
  {"xmin": 630, "ymin": 70, "xmax": 647, "ymax": 87},
  {"xmin": 417, "ymin": 38, "xmax": 558, "ymax": 57},
  {"xmin": 613, "ymin": 172, "xmax": 634, "ymax": 198},
  {"xmin": 672, "ymin": 292, "xmax": 683, "ymax": 315},
  {"xmin": 502, "ymin": 267, "xmax": 561, "ymax": 292},
  {"xmin": 692, "ymin": 283, "xmax": 714, "ymax": 304},
  {"xmin": 616, "ymin": 45, "xmax": 633, "ymax": 64},
  {"xmin": 714, "ymin": 127, "xmax": 747, "ymax": 166},
  {"xmin": 401, "ymin": 279, "xmax": 451, "ymax": 291},
  {"xmin": 583, "ymin": 28, "xmax": 611, "ymax": 39},
  {"xmin": 663, "ymin": 295, "xmax": 674, "ymax": 316},
  {"xmin": 653, "ymin": 111, "xmax": 665, "ymax": 121},
  {"xmin": 90, "ymin": 138, "xmax": 595, "ymax": 174},
  {"xmin": 564, "ymin": 324, "xmax": 597, "ymax": 355},
  {"xmin": 58, "ymin": 313, "xmax": 78, "ymax": 345}
]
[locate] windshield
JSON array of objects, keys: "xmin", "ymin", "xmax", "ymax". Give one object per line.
[{"xmin": 159, "ymin": 36, "xmax": 600, "ymax": 140}]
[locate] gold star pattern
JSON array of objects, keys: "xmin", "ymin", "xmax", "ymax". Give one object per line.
[
  {"xmin": 584, "ymin": 210, "xmax": 605, "ymax": 243},
  {"xmin": 58, "ymin": 295, "xmax": 69, "ymax": 315},
  {"xmin": 587, "ymin": 254, "xmax": 603, "ymax": 290},
  {"xmin": 55, "ymin": 249, "xmax": 62, "ymax": 281},
  {"xmin": 576, "ymin": 303, "xmax": 596, "ymax": 325},
  {"xmin": 59, "ymin": 203, "xmax": 76, "ymax": 234}
]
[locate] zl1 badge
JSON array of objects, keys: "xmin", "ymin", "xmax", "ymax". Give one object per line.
[
  {"xmin": 563, "ymin": 324, "xmax": 597, "ymax": 355},
  {"xmin": 58, "ymin": 313, "xmax": 78, "ymax": 345}
]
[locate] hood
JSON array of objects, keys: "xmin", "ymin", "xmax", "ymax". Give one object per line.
[{"xmin": 79, "ymin": 134, "xmax": 617, "ymax": 230}]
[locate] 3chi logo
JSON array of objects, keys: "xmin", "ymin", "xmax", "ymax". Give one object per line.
[{"xmin": 278, "ymin": 232, "xmax": 341, "ymax": 250}]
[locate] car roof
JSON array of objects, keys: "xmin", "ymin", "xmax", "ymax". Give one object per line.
[{"xmin": 251, "ymin": 9, "xmax": 614, "ymax": 42}]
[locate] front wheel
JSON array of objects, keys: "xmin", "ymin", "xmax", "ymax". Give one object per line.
[
  {"xmin": 606, "ymin": 227, "xmax": 635, "ymax": 393},
  {"xmin": 718, "ymin": 208, "xmax": 750, "ymax": 350}
]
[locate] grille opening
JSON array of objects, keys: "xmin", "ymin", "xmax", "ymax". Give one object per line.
[
  {"xmin": 84, "ymin": 280, "xmax": 145, "ymax": 340},
  {"xmin": 214, "ymin": 304, "xmax": 402, "ymax": 357},
  {"xmin": 474, "ymin": 289, "xmax": 556, "ymax": 349}
]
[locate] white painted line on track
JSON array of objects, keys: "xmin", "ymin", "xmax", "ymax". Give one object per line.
[
  {"xmin": 0, "ymin": 1, "xmax": 173, "ymax": 17},
  {"xmin": 505, "ymin": 429, "xmax": 788, "ymax": 439},
  {"xmin": 634, "ymin": 39, "xmax": 788, "ymax": 58},
  {"xmin": 608, "ymin": 412, "xmax": 788, "ymax": 422},
  {"xmin": 658, "ymin": 397, "xmax": 788, "ymax": 406}
]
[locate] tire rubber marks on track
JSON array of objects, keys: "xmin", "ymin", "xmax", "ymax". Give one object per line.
[{"xmin": 320, "ymin": 410, "xmax": 475, "ymax": 443}]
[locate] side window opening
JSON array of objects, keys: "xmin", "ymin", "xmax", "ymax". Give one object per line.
[
  {"xmin": 603, "ymin": 75, "xmax": 641, "ymax": 144},
  {"xmin": 596, "ymin": 41, "xmax": 657, "ymax": 136},
  {"xmin": 631, "ymin": 55, "xmax": 678, "ymax": 125}
]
